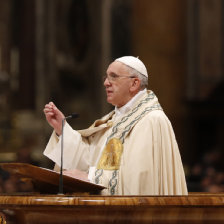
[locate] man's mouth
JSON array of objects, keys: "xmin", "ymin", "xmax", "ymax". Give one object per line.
[{"xmin": 106, "ymin": 89, "xmax": 113, "ymax": 95}]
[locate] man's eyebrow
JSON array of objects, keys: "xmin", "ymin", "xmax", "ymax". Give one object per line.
[{"xmin": 109, "ymin": 72, "xmax": 118, "ymax": 76}]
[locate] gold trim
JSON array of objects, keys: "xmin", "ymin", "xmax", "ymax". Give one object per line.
[
  {"xmin": 0, "ymin": 212, "xmax": 6, "ymax": 224},
  {"xmin": 107, "ymin": 121, "xmax": 113, "ymax": 128},
  {"xmin": 97, "ymin": 138, "xmax": 123, "ymax": 170}
]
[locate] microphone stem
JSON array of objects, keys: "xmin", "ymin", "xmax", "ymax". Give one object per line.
[
  {"xmin": 58, "ymin": 114, "xmax": 78, "ymax": 194},
  {"xmin": 59, "ymin": 118, "xmax": 65, "ymax": 194}
]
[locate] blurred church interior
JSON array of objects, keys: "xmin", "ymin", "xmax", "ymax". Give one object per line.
[{"xmin": 0, "ymin": 0, "xmax": 223, "ymax": 193}]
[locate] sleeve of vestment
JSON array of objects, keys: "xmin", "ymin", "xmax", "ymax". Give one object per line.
[{"xmin": 43, "ymin": 122, "xmax": 90, "ymax": 171}]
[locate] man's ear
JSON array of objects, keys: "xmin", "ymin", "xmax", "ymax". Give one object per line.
[{"xmin": 130, "ymin": 78, "xmax": 141, "ymax": 92}]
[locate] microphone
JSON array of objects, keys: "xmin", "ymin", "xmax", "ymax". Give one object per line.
[
  {"xmin": 64, "ymin": 113, "xmax": 79, "ymax": 120},
  {"xmin": 58, "ymin": 113, "xmax": 79, "ymax": 195}
]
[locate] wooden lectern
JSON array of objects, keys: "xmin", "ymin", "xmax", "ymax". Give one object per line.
[
  {"xmin": 0, "ymin": 163, "xmax": 105, "ymax": 194},
  {"xmin": 0, "ymin": 163, "xmax": 224, "ymax": 224}
]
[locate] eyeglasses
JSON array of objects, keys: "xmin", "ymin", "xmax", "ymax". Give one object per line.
[{"xmin": 103, "ymin": 73, "xmax": 136, "ymax": 83}]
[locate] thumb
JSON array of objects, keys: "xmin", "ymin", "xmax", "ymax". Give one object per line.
[{"xmin": 52, "ymin": 104, "xmax": 65, "ymax": 119}]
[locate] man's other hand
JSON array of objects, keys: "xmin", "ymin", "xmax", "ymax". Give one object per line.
[{"xmin": 63, "ymin": 169, "xmax": 89, "ymax": 182}]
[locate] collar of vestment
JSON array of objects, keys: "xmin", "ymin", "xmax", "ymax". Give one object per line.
[{"xmin": 114, "ymin": 89, "xmax": 147, "ymax": 118}]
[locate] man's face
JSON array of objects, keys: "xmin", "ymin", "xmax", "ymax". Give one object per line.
[{"xmin": 104, "ymin": 61, "xmax": 134, "ymax": 107}]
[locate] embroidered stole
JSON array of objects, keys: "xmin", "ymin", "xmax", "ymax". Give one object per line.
[{"xmin": 94, "ymin": 91, "xmax": 163, "ymax": 195}]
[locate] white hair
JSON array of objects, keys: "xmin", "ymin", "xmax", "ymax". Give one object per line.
[{"xmin": 126, "ymin": 66, "xmax": 148, "ymax": 90}]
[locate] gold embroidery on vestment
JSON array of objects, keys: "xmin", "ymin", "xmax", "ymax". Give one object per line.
[
  {"xmin": 97, "ymin": 138, "xmax": 123, "ymax": 170},
  {"xmin": 107, "ymin": 121, "xmax": 113, "ymax": 127}
]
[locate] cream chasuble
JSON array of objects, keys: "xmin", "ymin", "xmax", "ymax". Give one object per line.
[{"xmin": 44, "ymin": 90, "xmax": 188, "ymax": 195}]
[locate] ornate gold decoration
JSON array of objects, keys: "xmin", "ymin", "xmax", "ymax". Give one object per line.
[
  {"xmin": 97, "ymin": 138, "xmax": 123, "ymax": 170},
  {"xmin": 0, "ymin": 212, "xmax": 6, "ymax": 224},
  {"xmin": 107, "ymin": 121, "xmax": 113, "ymax": 128}
]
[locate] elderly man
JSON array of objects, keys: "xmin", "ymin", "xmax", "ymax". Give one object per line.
[{"xmin": 43, "ymin": 56, "xmax": 188, "ymax": 195}]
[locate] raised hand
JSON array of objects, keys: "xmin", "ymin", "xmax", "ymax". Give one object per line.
[{"xmin": 43, "ymin": 102, "xmax": 65, "ymax": 135}]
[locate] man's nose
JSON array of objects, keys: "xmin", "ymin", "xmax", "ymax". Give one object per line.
[{"xmin": 104, "ymin": 77, "xmax": 111, "ymax": 86}]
